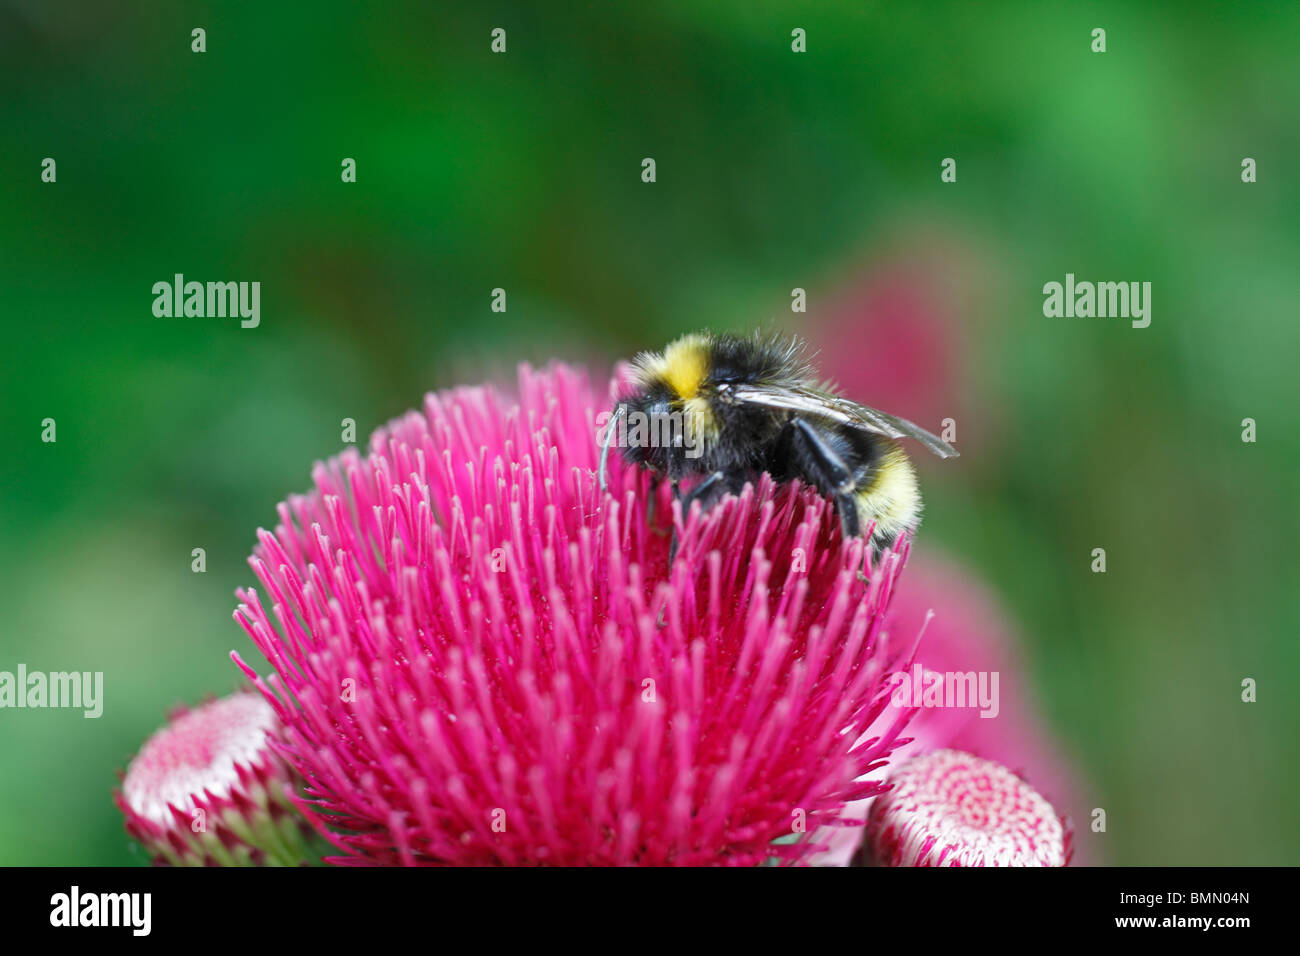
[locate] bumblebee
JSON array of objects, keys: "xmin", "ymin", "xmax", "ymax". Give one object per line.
[{"xmin": 599, "ymin": 331, "xmax": 958, "ymax": 559}]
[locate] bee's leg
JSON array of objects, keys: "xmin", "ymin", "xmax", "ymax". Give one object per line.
[
  {"xmin": 836, "ymin": 495, "xmax": 874, "ymax": 585},
  {"xmin": 791, "ymin": 418, "xmax": 856, "ymax": 497},
  {"xmin": 681, "ymin": 471, "xmax": 726, "ymax": 514},
  {"xmin": 660, "ymin": 480, "xmax": 684, "ymax": 629},
  {"xmin": 646, "ymin": 479, "xmax": 661, "ymax": 530},
  {"xmin": 666, "ymin": 484, "xmax": 682, "ymax": 567},
  {"xmin": 790, "ymin": 418, "xmax": 858, "ymax": 537},
  {"xmin": 789, "ymin": 418, "xmax": 872, "ymax": 582},
  {"xmin": 667, "ymin": 480, "xmax": 682, "ymax": 563},
  {"xmin": 835, "ymin": 493, "xmax": 861, "ymax": 538},
  {"xmin": 668, "ymin": 471, "xmax": 725, "ymax": 566}
]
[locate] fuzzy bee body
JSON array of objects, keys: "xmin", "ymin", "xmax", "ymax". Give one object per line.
[{"xmin": 600, "ymin": 331, "xmax": 957, "ymax": 558}]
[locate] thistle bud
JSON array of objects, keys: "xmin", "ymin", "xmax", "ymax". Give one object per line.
[{"xmin": 115, "ymin": 692, "xmax": 317, "ymax": 866}]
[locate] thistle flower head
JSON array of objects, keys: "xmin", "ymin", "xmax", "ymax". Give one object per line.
[
  {"xmin": 860, "ymin": 748, "xmax": 1070, "ymax": 866},
  {"xmin": 115, "ymin": 692, "xmax": 317, "ymax": 866},
  {"xmin": 233, "ymin": 363, "xmax": 918, "ymax": 865}
]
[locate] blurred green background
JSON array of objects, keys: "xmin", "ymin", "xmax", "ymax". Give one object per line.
[{"xmin": 2, "ymin": 1, "xmax": 1296, "ymax": 865}]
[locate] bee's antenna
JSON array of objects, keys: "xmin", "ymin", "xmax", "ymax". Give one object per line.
[{"xmin": 598, "ymin": 402, "xmax": 626, "ymax": 493}]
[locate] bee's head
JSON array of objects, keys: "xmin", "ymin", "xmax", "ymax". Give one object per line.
[
  {"xmin": 610, "ymin": 334, "xmax": 717, "ymax": 473},
  {"xmin": 610, "ymin": 332, "xmax": 794, "ymax": 478}
]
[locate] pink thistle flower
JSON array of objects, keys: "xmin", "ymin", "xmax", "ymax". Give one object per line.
[
  {"xmin": 858, "ymin": 749, "xmax": 1071, "ymax": 866},
  {"xmin": 115, "ymin": 692, "xmax": 317, "ymax": 866},
  {"xmin": 232, "ymin": 363, "xmax": 918, "ymax": 866}
]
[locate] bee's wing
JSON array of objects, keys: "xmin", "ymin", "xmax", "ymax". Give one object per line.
[
  {"xmin": 854, "ymin": 405, "xmax": 961, "ymax": 459},
  {"xmin": 729, "ymin": 384, "xmax": 959, "ymax": 459}
]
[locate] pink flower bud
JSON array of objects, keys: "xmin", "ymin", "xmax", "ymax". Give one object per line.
[
  {"xmin": 860, "ymin": 749, "xmax": 1071, "ymax": 866},
  {"xmin": 116, "ymin": 693, "xmax": 317, "ymax": 866}
]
